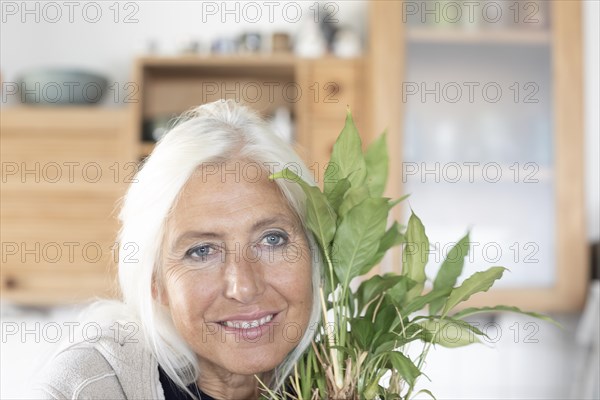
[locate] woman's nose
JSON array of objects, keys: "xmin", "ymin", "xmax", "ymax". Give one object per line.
[{"xmin": 223, "ymin": 247, "xmax": 266, "ymax": 303}]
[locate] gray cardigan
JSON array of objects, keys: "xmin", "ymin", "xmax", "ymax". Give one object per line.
[{"xmin": 35, "ymin": 324, "xmax": 165, "ymax": 399}]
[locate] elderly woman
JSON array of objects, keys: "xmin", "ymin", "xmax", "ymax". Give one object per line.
[{"xmin": 37, "ymin": 100, "xmax": 322, "ymax": 400}]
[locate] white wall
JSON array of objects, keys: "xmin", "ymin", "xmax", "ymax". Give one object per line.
[{"xmin": 0, "ymin": 1, "xmax": 367, "ymax": 85}]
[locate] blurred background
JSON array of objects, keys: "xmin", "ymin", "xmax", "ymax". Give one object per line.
[{"xmin": 1, "ymin": 1, "xmax": 598, "ymax": 399}]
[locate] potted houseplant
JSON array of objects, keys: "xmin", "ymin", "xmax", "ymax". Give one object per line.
[{"xmin": 267, "ymin": 110, "xmax": 554, "ymax": 400}]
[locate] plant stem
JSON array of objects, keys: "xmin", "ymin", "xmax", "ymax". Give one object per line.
[
  {"xmin": 293, "ymin": 363, "xmax": 301, "ymax": 398},
  {"xmin": 319, "ymin": 286, "xmax": 343, "ymax": 390},
  {"xmin": 371, "ymin": 294, "xmax": 386, "ymax": 324},
  {"xmin": 404, "ymin": 316, "xmax": 445, "ymax": 400}
]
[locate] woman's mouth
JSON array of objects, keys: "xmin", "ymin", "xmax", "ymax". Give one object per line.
[{"xmin": 219, "ymin": 313, "xmax": 275, "ymax": 329}]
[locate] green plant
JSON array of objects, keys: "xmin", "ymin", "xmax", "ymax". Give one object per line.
[{"xmin": 266, "ymin": 110, "xmax": 554, "ymax": 400}]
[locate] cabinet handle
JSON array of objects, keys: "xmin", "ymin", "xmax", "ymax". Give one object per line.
[{"xmin": 4, "ymin": 276, "xmax": 18, "ymax": 289}]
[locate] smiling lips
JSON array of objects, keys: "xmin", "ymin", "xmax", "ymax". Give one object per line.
[{"xmin": 218, "ymin": 313, "xmax": 277, "ymax": 330}]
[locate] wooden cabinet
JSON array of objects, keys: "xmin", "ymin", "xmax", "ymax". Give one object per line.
[
  {"xmin": 133, "ymin": 55, "xmax": 367, "ymax": 187},
  {"xmin": 0, "ymin": 56, "xmax": 365, "ymax": 305},
  {"xmin": 368, "ymin": 1, "xmax": 586, "ymax": 312},
  {"xmin": 0, "ymin": 108, "xmax": 136, "ymax": 305}
]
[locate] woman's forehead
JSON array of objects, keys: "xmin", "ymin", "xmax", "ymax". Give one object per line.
[
  {"xmin": 188, "ymin": 160, "xmax": 277, "ymax": 185},
  {"xmin": 167, "ymin": 162, "xmax": 298, "ymax": 233},
  {"xmin": 180, "ymin": 161, "xmax": 284, "ymax": 201}
]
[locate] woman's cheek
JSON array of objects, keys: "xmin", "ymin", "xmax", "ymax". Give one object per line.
[
  {"xmin": 275, "ymin": 264, "xmax": 313, "ymax": 309},
  {"xmin": 166, "ymin": 268, "xmax": 216, "ymax": 313},
  {"xmin": 255, "ymin": 239, "xmax": 308, "ymax": 264}
]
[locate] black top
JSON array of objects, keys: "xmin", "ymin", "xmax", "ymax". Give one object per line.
[
  {"xmin": 158, "ymin": 366, "xmax": 214, "ymax": 400},
  {"xmin": 158, "ymin": 366, "xmax": 293, "ymax": 399}
]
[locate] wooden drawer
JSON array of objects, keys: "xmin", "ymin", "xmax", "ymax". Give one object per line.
[
  {"xmin": 1, "ymin": 219, "xmax": 118, "ymax": 243},
  {"xmin": 1, "ymin": 190, "xmax": 124, "ymax": 221},
  {"xmin": 1, "ymin": 268, "xmax": 117, "ymax": 305},
  {"xmin": 1, "ymin": 108, "xmax": 137, "ymax": 188},
  {"xmin": 306, "ymin": 59, "xmax": 364, "ymax": 122},
  {"xmin": 1, "ymin": 202, "xmax": 121, "ymax": 304},
  {"xmin": 294, "ymin": 58, "xmax": 367, "ymax": 189},
  {"xmin": 0, "ymin": 107, "xmax": 135, "ymax": 305},
  {"xmin": 307, "ymin": 121, "xmax": 343, "ymax": 173}
]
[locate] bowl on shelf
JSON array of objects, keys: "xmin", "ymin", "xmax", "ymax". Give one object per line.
[{"xmin": 16, "ymin": 69, "xmax": 108, "ymax": 105}]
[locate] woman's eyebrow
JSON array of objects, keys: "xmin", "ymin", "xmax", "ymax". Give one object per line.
[
  {"xmin": 172, "ymin": 231, "xmax": 223, "ymax": 250},
  {"xmin": 171, "ymin": 214, "xmax": 298, "ymax": 250},
  {"xmin": 251, "ymin": 214, "xmax": 296, "ymax": 231}
]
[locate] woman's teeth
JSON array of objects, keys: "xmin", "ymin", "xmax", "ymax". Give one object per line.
[{"xmin": 221, "ymin": 314, "xmax": 274, "ymax": 329}]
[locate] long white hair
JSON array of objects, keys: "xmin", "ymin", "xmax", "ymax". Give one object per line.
[{"xmin": 114, "ymin": 99, "xmax": 322, "ymax": 397}]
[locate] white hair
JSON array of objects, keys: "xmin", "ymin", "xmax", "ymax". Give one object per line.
[{"xmin": 112, "ymin": 100, "xmax": 321, "ymax": 397}]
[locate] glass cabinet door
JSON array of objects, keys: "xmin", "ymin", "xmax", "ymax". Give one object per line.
[
  {"xmin": 402, "ymin": 7, "xmax": 555, "ymax": 289},
  {"xmin": 368, "ymin": 1, "xmax": 586, "ymax": 311}
]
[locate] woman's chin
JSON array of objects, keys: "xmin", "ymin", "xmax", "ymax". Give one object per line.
[{"xmin": 221, "ymin": 358, "xmax": 279, "ymax": 376}]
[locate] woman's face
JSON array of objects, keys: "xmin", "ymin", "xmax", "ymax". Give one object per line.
[{"xmin": 161, "ymin": 161, "xmax": 313, "ymax": 378}]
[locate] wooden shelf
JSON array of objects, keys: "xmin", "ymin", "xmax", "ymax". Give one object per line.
[
  {"xmin": 407, "ymin": 27, "xmax": 551, "ymax": 45},
  {"xmin": 138, "ymin": 54, "xmax": 298, "ymax": 69},
  {"xmin": 134, "ymin": 56, "xmax": 367, "ymax": 164},
  {"xmin": 137, "ymin": 54, "xmax": 364, "ymax": 67},
  {"xmin": 0, "ymin": 106, "xmax": 130, "ymax": 129}
]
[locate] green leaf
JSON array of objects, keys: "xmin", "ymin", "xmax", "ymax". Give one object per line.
[
  {"xmin": 401, "ymin": 287, "xmax": 452, "ymax": 316},
  {"xmin": 374, "ymin": 324, "xmax": 426, "ymax": 353},
  {"xmin": 429, "ymin": 233, "xmax": 470, "ymax": 316},
  {"xmin": 363, "ymin": 378, "xmax": 382, "ymax": 400},
  {"xmin": 419, "ymin": 318, "xmax": 482, "ymax": 348},
  {"xmin": 385, "ymin": 351, "xmax": 421, "ymax": 387},
  {"xmin": 374, "ymin": 304, "xmax": 401, "ymax": 336},
  {"xmin": 355, "ymin": 274, "xmax": 407, "ymax": 314},
  {"xmin": 442, "ymin": 267, "xmax": 507, "ymax": 315},
  {"xmin": 324, "ymin": 109, "xmax": 367, "ymax": 196},
  {"xmin": 332, "ymin": 198, "xmax": 388, "ymax": 285},
  {"xmin": 351, "ymin": 317, "xmax": 375, "ymax": 350},
  {"xmin": 403, "ymin": 212, "xmax": 429, "ymax": 302},
  {"xmin": 372, "ymin": 332, "xmax": 402, "ymax": 354},
  {"xmin": 414, "ymin": 389, "xmax": 437, "ymax": 400},
  {"xmin": 371, "ymin": 221, "xmax": 406, "ymax": 266},
  {"xmin": 364, "ymin": 132, "xmax": 388, "ymax": 197},
  {"xmin": 338, "ymin": 185, "xmax": 370, "ymax": 217},
  {"xmin": 452, "ymin": 305, "xmax": 561, "ymax": 327},
  {"xmin": 384, "ymin": 277, "xmax": 417, "ymax": 312},
  {"xmin": 388, "ymin": 194, "xmax": 410, "ymax": 209},
  {"xmin": 325, "ymin": 177, "xmax": 350, "ymax": 211},
  {"xmin": 270, "ymin": 169, "xmax": 336, "ymax": 253}
]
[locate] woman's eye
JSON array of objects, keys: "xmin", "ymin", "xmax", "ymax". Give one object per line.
[
  {"xmin": 261, "ymin": 232, "xmax": 287, "ymax": 246},
  {"xmin": 186, "ymin": 245, "xmax": 214, "ymax": 260}
]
